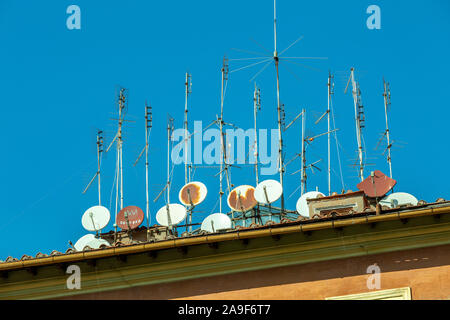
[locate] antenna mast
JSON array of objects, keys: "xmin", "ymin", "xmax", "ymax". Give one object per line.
[
  {"xmin": 383, "ymin": 78, "xmax": 393, "ymax": 178},
  {"xmin": 327, "ymin": 72, "xmax": 334, "ymax": 195},
  {"xmin": 82, "ymin": 130, "xmax": 103, "ymax": 205},
  {"xmin": 133, "ymin": 103, "xmax": 152, "ymax": 236},
  {"xmin": 253, "ymin": 84, "xmax": 261, "ymax": 185},
  {"xmin": 97, "ymin": 131, "xmax": 103, "ymax": 205},
  {"xmin": 273, "ymin": 0, "xmax": 285, "ymax": 212},
  {"xmin": 167, "ymin": 116, "xmax": 174, "ymax": 204},
  {"xmin": 119, "ymin": 90, "xmax": 126, "ymax": 210},
  {"xmin": 301, "ymin": 109, "xmax": 306, "ymax": 195},
  {"xmin": 145, "ymin": 104, "xmax": 152, "ymax": 232},
  {"xmin": 350, "ymin": 68, "xmax": 365, "ymax": 182},
  {"xmin": 184, "ymin": 72, "xmax": 192, "ymax": 184},
  {"xmin": 219, "ymin": 57, "xmax": 230, "ymax": 213}
]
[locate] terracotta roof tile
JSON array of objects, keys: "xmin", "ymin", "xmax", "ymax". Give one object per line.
[
  {"xmin": 20, "ymin": 255, "xmax": 33, "ymax": 261},
  {"xmin": 50, "ymin": 250, "xmax": 63, "ymax": 256},
  {"xmin": 5, "ymin": 256, "xmax": 18, "ymax": 263},
  {"xmin": 65, "ymin": 248, "xmax": 75, "ymax": 254}
]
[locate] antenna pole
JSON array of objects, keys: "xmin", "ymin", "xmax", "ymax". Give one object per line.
[
  {"xmin": 145, "ymin": 104, "xmax": 152, "ymax": 234},
  {"xmin": 219, "ymin": 58, "xmax": 229, "ymax": 214},
  {"xmin": 327, "ymin": 73, "xmax": 333, "ymax": 196},
  {"xmin": 274, "ymin": 0, "xmax": 277, "ymax": 54},
  {"xmin": 184, "ymin": 72, "xmax": 192, "ymax": 185},
  {"xmin": 82, "ymin": 130, "xmax": 103, "ymax": 204},
  {"xmin": 118, "ymin": 89, "xmax": 126, "ymax": 210},
  {"xmin": 167, "ymin": 116, "xmax": 174, "ymax": 205},
  {"xmin": 301, "ymin": 109, "xmax": 306, "ymax": 195},
  {"xmin": 253, "ymin": 83, "xmax": 261, "ymax": 185},
  {"xmin": 97, "ymin": 130, "xmax": 103, "ymax": 205},
  {"xmin": 273, "ymin": 0, "xmax": 285, "ymax": 212},
  {"xmin": 350, "ymin": 68, "xmax": 365, "ymax": 182},
  {"xmin": 383, "ymin": 78, "xmax": 393, "ymax": 178}
]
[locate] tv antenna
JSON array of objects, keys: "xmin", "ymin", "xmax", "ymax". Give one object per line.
[
  {"xmin": 216, "ymin": 57, "xmax": 234, "ymax": 214},
  {"xmin": 133, "ymin": 103, "xmax": 152, "ymax": 239},
  {"xmin": 315, "ymin": 72, "xmax": 335, "ymax": 195},
  {"xmin": 154, "ymin": 115, "xmax": 175, "ymax": 204},
  {"xmin": 253, "ymin": 83, "xmax": 261, "ymax": 185},
  {"xmin": 288, "ymin": 109, "xmax": 336, "ymax": 196},
  {"xmin": 228, "ymin": 0, "xmax": 327, "ymax": 212},
  {"xmin": 345, "ymin": 68, "xmax": 365, "ymax": 182},
  {"xmin": 82, "ymin": 130, "xmax": 104, "ymax": 205},
  {"xmin": 153, "ymin": 115, "xmax": 177, "ymax": 233},
  {"xmin": 184, "ymin": 72, "xmax": 192, "ymax": 185},
  {"xmin": 105, "ymin": 88, "xmax": 131, "ymax": 228},
  {"xmin": 382, "ymin": 78, "xmax": 393, "ymax": 178}
]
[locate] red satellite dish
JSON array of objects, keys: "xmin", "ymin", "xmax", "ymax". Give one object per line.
[
  {"xmin": 357, "ymin": 170, "xmax": 397, "ymax": 198},
  {"xmin": 116, "ymin": 206, "xmax": 144, "ymax": 230}
]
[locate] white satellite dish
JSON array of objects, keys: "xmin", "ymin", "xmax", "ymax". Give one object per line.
[
  {"xmin": 227, "ymin": 185, "xmax": 258, "ymax": 212},
  {"xmin": 81, "ymin": 205, "xmax": 110, "ymax": 232},
  {"xmin": 156, "ymin": 203, "xmax": 187, "ymax": 227},
  {"xmin": 201, "ymin": 213, "xmax": 232, "ymax": 233},
  {"xmin": 86, "ymin": 238, "xmax": 110, "ymax": 249},
  {"xmin": 74, "ymin": 234, "xmax": 96, "ymax": 251},
  {"xmin": 296, "ymin": 191, "xmax": 325, "ymax": 217},
  {"xmin": 179, "ymin": 181, "xmax": 208, "ymax": 206},
  {"xmin": 379, "ymin": 192, "xmax": 418, "ymax": 208},
  {"xmin": 254, "ymin": 180, "xmax": 283, "ymax": 204}
]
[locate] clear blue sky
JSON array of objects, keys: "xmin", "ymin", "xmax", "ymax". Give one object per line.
[{"xmin": 1, "ymin": 0, "xmax": 449, "ymax": 260}]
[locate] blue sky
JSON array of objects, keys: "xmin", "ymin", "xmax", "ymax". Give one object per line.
[{"xmin": 0, "ymin": 0, "xmax": 449, "ymax": 259}]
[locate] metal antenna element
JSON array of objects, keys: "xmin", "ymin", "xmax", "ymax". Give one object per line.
[
  {"xmin": 225, "ymin": 1, "xmax": 326, "ymax": 210},
  {"xmin": 107, "ymin": 88, "xmax": 128, "ymax": 225},
  {"xmin": 284, "ymin": 110, "xmax": 304, "ymax": 132},
  {"xmin": 382, "ymin": 78, "xmax": 393, "ymax": 178},
  {"xmin": 347, "ymin": 68, "xmax": 365, "ymax": 182},
  {"xmin": 134, "ymin": 103, "xmax": 152, "ymax": 238},
  {"xmin": 167, "ymin": 116, "xmax": 174, "ymax": 204},
  {"xmin": 301, "ymin": 109, "xmax": 306, "ymax": 195},
  {"xmin": 183, "ymin": 72, "xmax": 195, "ymax": 232},
  {"xmin": 82, "ymin": 130, "xmax": 104, "ymax": 206},
  {"xmin": 117, "ymin": 89, "xmax": 127, "ymax": 215},
  {"xmin": 298, "ymin": 108, "xmax": 338, "ymax": 195},
  {"xmin": 273, "ymin": 0, "xmax": 285, "ymax": 213},
  {"xmin": 219, "ymin": 57, "xmax": 231, "ymax": 214},
  {"xmin": 153, "ymin": 115, "xmax": 175, "ymax": 205},
  {"xmin": 253, "ymin": 83, "xmax": 261, "ymax": 185},
  {"xmin": 184, "ymin": 72, "xmax": 192, "ymax": 185},
  {"xmin": 315, "ymin": 72, "xmax": 335, "ymax": 195}
]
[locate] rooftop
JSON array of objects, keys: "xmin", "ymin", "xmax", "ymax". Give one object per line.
[{"xmin": 1, "ymin": 196, "xmax": 449, "ymax": 271}]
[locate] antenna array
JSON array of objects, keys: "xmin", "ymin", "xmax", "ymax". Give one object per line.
[
  {"xmin": 82, "ymin": 129, "xmax": 104, "ymax": 206},
  {"xmin": 77, "ymin": 0, "xmax": 403, "ymax": 245}
]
